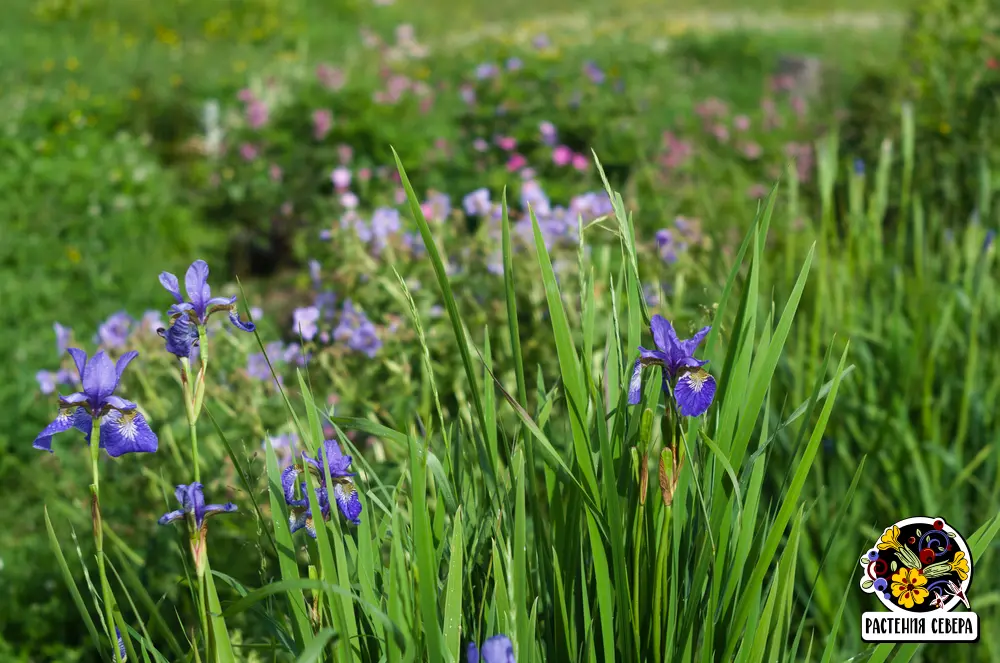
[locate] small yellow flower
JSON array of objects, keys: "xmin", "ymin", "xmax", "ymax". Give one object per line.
[
  {"xmin": 939, "ymin": 121, "xmax": 951, "ymax": 135},
  {"xmin": 949, "ymin": 552, "xmax": 969, "ymax": 580},
  {"xmin": 891, "ymin": 567, "xmax": 929, "ymax": 609},
  {"xmin": 66, "ymin": 246, "xmax": 82, "ymax": 264},
  {"xmin": 155, "ymin": 26, "xmax": 180, "ymax": 46},
  {"xmin": 65, "ymin": 56, "xmax": 79, "ymax": 71},
  {"xmin": 666, "ymin": 20, "xmax": 688, "ymax": 36},
  {"xmin": 877, "ymin": 525, "xmax": 902, "ymax": 550},
  {"xmin": 128, "ymin": 87, "xmax": 142, "ymax": 101}
]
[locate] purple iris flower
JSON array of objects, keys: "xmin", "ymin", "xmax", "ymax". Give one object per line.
[
  {"xmin": 158, "ymin": 482, "xmax": 237, "ymax": 528},
  {"xmin": 281, "ymin": 439, "xmax": 363, "ymax": 536},
  {"xmin": 158, "ymin": 260, "xmax": 255, "ymax": 334},
  {"xmin": 158, "ymin": 314, "xmax": 199, "ymax": 360},
  {"xmin": 467, "ymin": 635, "xmax": 515, "ymax": 663},
  {"xmin": 32, "ymin": 349, "xmax": 158, "ymax": 457},
  {"xmin": 628, "ymin": 315, "xmax": 716, "ymax": 417}
]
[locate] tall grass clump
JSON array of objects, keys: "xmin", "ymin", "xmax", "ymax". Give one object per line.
[{"xmin": 36, "ymin": 145, "xmax": 1000, "ymax": 663}]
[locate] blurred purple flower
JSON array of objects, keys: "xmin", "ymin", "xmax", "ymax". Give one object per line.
[
  {"xmin": 463, "ymin": 188, "xmax": 492, "ymax": 216},
  {"xmin": 506, "ymin": 57, "xmax": 523, "ymax": 71},
  {"xmin": 97, "ymin": 312, "xmax": 132, "ymax": 349},
  {"xmin": 496, "ymin": 136, "xmax": 517, "ymax": 151},
  {"xmin": 292, "ymin": 306, "xmax": 321, "ymax": 341},
  {"xmin": 583, "ymin": 61, "xmax": 605, "ymax": 84},
  {"xmin": 539, "ymin": 121, "xmax": 557, "ymax": 146},
  {"xmin": 475, "ymin": 63, "xmax": 499, "ymax": 80},
  {"xmin": 473, "ymin": 138, "xmax": 489, "ymax": 152},
  {"xmin": 334, "ymin": 300, "xmax": 381, "ymax": 357},
  {"xmin": 54, "ymin": 323, "xmax": 71, "ymax": 356},
  {"xmin": 656, "ymin": 229, "xmax": 679, "ymax": 263},
  {"xmin": 571, "ymin": 153, "xmax": 589, "ymax": 171}
]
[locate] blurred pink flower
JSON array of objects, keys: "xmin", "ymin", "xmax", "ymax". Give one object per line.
[
  {"xmin": 247, "ymin": 100, "xmax": 269, "ymax": 129},
  {"xmin": 395, "ymin": 187, "xmax": 407, "ymax": 204},
  {"xmin": 791, "ymin": 96, "xmax": 807, "ymax": 120},
  {"xmin": 460, "ymin": 84, "xmax": 476, "ymax": 105},
  {"xmin": 496, "ymin": 136, "xmax": 517, "ymax": 151},
  {"xmin": 695, "ymin": 97, "xmax": 728, "ymax": 119},
  {"xmin": 507, "ymin": 153, "xmax": 527, "ymax": 171},
  {"xmin": 237, "ymin": 88, "xmax": 255, "ymax": 103},
  {"xmin": 661, "ymin": 131, "xmax": 693, "ymax": 170},
  {"xmin": 571, "ymin": 153, "xmax": 589, "ymax": 171},
  {"xmin": 337, "ymin": 144, "xmax": 353, "ymax": 164},
  {"xmin": 358, "ymin": 167, "xmax": 371, "ymax": 182},
  {"xmin": 341, "ymin": 192, "xmax": 359, "ymax": 209},
  {"xmin": 740, "ymin": 141, "xmax": 763, "ymax": 160},
  {"xmin": 747, "ymin": 183, "xmax": 768, "ymax": 199},
  {"xmin": 473, "ymin": 138, "xmax": 489, "ymax": 152},
  {"xmin": 312, "ymin": 109, "xmax": 333, "ymax": 140},
  {"xmin": 761, "ymin": 98, "xmax": 782, "ymax": 130},
  {"xmin": 281, "ymin": 201, "xmax": 294, "ymax": 216},
  {"xmin": 553, "ymin": 145, "xmax": 573, "ymax": 166},
  {"xmin": 711, "ymin": 124, "xmax": 730, "ymax": 142},
  {"xmin": 240, "ymin": 143, "xmax": 258, "ymax": 161},
  {"xmin": 733, "ymin": 114, "xmax": 751, "ymax": 131},
  {"xmin": 316, "ymin": 63, "xmax": 345, "ymax": 90},
  {"xmin": 332, "ymin": 166, "xmax": 351, "ymax": 189},
  {"xmin": 269, "ymin": 164, "xmax": 283, "ymax": 181}
]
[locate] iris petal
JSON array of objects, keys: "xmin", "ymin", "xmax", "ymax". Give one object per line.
[
  {"xmin": 33, "ymin": 407, "xmax": 83, "ymax": 452},
  {"xmin": 627, "ymin": 358, "xmax": 644, "ymax": 405},
  {"xmin": 157, "ymin": 509, "xmax": 186, "ymax": 525},
  {"xmin": 159, "ymin": 271, "xmax": 184, "ymax": 303},
  {"xmin": 334, "ymin": 482, "xmax": 362, "ymax": 525},
  {"xmin": 480, "ymin": 635, "xmax": 515, "ymax": 663},
  {"xmin": 67, "ymin": 348, "xmax": 89, "ymax": 380},
  {"xmin": 228, "ymin": 309, "xmax": 256, "ymax": 333},
  {"xmin": 674, "ymin": 369, "xmax": 716, "ymax": 417},
  {"xmin": 100, "ymin": 410, "xmax": 159, "ymax": 457}
]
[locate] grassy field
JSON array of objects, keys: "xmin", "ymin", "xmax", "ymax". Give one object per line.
[{"xmin": 4, "ymin": 0, "xmax": 999, "ymax": 661}]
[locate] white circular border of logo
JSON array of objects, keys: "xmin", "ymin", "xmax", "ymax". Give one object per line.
[{"xmin": 866, "ymin": 516, "xmax": 973, "ymax": 614}]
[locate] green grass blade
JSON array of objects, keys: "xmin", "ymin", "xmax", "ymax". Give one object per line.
[
  {"xmin": 44, "ymin": 505, "xmax": 103, "ymax": 654},
  {"xmin": 408, "ymin": 433, "xmax": 446, "ymax": 662},
  {"xmin": 443, "ymin": 508, "xmax": 464, "ymax": 663}
]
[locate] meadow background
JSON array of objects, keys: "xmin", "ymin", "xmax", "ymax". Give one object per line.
[{"xmin": 3, "ymin": 0, "xmax": 1000, "ymax": 660}]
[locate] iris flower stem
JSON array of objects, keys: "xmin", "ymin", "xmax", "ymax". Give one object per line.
[
  {"xmin": 89, "ymin": 420, "xmax": 125, "ymax": 663},
  {"xmin": 190, "ymin": 421, "xmax": 201, "ymax": 483}
]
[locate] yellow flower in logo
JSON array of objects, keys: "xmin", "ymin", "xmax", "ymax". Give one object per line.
[
  {"xmin": 949, "ymin": 552, "xmax": 969, "ymax": 581},
  {"xmin": 891, "ymin": 567, "xmax": 929, "ymax": 609},
  {"xmin": 877, "ymin": 525, "xmax": 902, "ymax": 550}
]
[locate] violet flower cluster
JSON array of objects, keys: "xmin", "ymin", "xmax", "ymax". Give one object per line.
[{"xmin": 281, "ymin": 438, "xmax": 363, "ymax": 536}]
